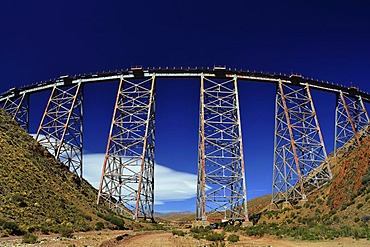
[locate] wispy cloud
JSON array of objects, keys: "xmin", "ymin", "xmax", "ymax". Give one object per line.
[
  {"xmin": 30, "ymin": 133, "xmax": 198, "ymax": 206},
  {"xmin": 83, "ymin": 153, "xmax": 197, "ymax": 205}
]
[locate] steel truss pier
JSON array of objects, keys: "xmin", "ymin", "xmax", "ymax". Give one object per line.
[
  {"xmin": 0, "ymin": 94, "xmax": 29, "ymax": 131},
  {"xmin": 334, "ymin": 92, "xmax": 370, "ymax": 154},
  {"xmin": 196, "ymin": 74, "xmax": 248, "ymax": 221},
  {"xmin": 97, "ymin": 76, "xmax": 156, "ymax": 220},
  {"xmin": 2, "ymin": 67, "xmax": 370, "ymax": 220},
  {"xmin": 36, "ymin": 83, "xmax": 84, "ymax": 178},
  {"xmin": 272, "ymin": 82, "xmax": 332, "ymax": 203}
]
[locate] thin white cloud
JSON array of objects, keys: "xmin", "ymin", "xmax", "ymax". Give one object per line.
[
  {"xmin": 83, "ymin": 153, "xmax": 197, "ymax": 205},
  {"xmin": 29, "ymin": 134, "xmax": 198, "ymax": 206}
]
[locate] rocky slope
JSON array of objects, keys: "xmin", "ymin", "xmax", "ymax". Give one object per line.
[
  {"xmin": 0, "ymin": 109, "xmax": 126, "ymax": 236},
  {"xmin": 249, "ymin": 129, "xmax": 370, "ymax": 237}
]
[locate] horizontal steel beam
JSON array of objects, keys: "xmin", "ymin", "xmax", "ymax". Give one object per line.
[{"xmin": 1, "ymin": 67, "xmax": 370, "ymax": 103}]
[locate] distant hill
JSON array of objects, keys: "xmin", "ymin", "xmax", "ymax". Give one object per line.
[
  {"xmin": 0, "ymin": 109, "xmax": 128, "ymax": 236},
  {"xmin": 155, "ymin": 211, "xmax": 195, "ymax": 222}
]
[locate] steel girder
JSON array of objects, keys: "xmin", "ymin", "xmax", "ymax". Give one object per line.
[
  {"xmin": 196, "ymin": 74, "xmax": 248, "ymax": 221},
  {"xmin": 1, "ymin": 94, "xmax": 29, "ymax": 131},
  {"xmin": 272, "ymin": 82, "xmax": 332, "ymax": 203},
  {"xmin": 97, "ymin": 76, "xmax": 155, "ymax": 220},
  {"xmin": 334, "ymin": 92, "xmax": 369, "ymax": 154},
  {"xmin": 36, "ymin": 83, "xmax": 84, "ymax": 178}
]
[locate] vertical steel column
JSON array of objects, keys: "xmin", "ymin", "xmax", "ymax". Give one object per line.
[
  {"xmin": 97, "ymin": 76, "xmax": 156, "ymax": 221},
  {"xmin": 334, "ymin": 92, "xmax": 369, "ymax": 154},
  {"xmin": 36, "ymin": 83, "xmax": 84, "ymax": 178},
  {"xmin": 272, "ymin": 81, "xmax": 331, "ymax": 203},
  {"xmin": 196, "ymin": 74, "xmax": 248, "ymax": 221},
  {"xmin": 2, "ymin": 94, "xmax": 29, "ymax": 131}
]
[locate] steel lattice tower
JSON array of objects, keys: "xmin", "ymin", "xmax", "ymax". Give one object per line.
[
  {"xmin": 97, "ymin": 76, "xmax": 156, "ymax": 220},
  {"xmin": 1, "ymin": 93, "xmax": 29, "ymax": 131},
  {"xmin": 196, "ymin": 74, "xmax": 248, "ymax": 222},
  {"xmin": 334, "ymin": 92, "xmax": 369, "ymax": 154},
  {"xmin": 272, "ymin": 81, "xmax": 331, "ymax": 203},
  {"xmin": 36, "ymin": 83, "xmax": 84, "ymax": 178}
]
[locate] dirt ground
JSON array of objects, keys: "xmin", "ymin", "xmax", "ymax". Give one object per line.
[
  {"xmin": 0, "ymin": 230, "xmax": 128, "ymax": 247},
  {"xmin": 1, "ymin": 230, "xmax": 370, "ymax": 247},
  {"xmin": 117, "ymin": 231, "xmax": 370, "ymax": 247}
]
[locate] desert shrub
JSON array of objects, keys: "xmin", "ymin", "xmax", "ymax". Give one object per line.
[
  {"xmin": 84, "ymin": 214, "xmax": 92, "ymax": 221},
  {"xmin": 227, "ymin": 234, "xmax": 239, "ymax": 242},
  {"xmin": 190, "ymin": 226, "xmax": 211, "ymax": 234},
  {"xmin": 224, "ymin": 225, "xmax": 239, "ymax": 232},
  {"xmin": 109, "ymin": 216, "xmax": 125, "ymax": 229},
  {"xmin": 190, "ymin": 226, "xmax": 212, "ymax": 239},
  {"xmin": 98, "ymin": 213, "xmax": 125, "ymax": 229},
  {"xmin": 2, "ymin": 221, "xmax": 21, "ymax": 235},
  {"xmin": 316, "ymin": 198, "xmax": 324, "ymax": 205},
  {"xmin": 95, "ymin": 221, "xmax": 105, "ymax": 230},
  {"xmin": 172, "ymin": 230, "xmax": 186, "ymax": 236},
  {"xmin": 59, "ymin": 226, "xmax": 73, "ymax": 238},
  {"xmin": 362, "ymin": 175, "xmax": 370, "ymax": 185},
  {"xmin": 148, "ymin": 223, "xmax": 165, "ymax": 230},
  {"xmin": 361, "ymin": 215, "xmax": 370, "ymax": 223},
  {"xmin": 97, "ymin": 212, "xmax": 105, "ymax": 219},
  {"xmin": 41, "ymin": 227, "xmax": 49, "ymax": 235},
  {"xmin": 22, "ymin": 233, "xmax": 38, "ymax": 244},
  {"xmin": 206, "ymin": 233, "xmax": 225, "ymax": 241},
  {"xmin": 12, "ymin": 194, "xmax": 24, "ymax": 202},
  {"xmin": 328, "ymin": 210, "xmax": 337, "ymax": 216},
  {"xmin": 333, "ymin": 215, "xmax": 340, "ymax": 223}
]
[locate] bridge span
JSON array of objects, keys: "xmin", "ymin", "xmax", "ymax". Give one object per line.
[{"xmin": 1, "ymin": 66, "xmax": 369, "ymax": 223}]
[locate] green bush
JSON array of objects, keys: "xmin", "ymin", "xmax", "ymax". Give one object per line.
[
  {"xmin": 172, "ymin": 230, "xmax": 186, "ymax": 236},
  {"xmin": 190, "ymin": 226, "xmax": 211, "ymax": 234},
  {"xmin": 59, "ymin": 226, "xmax": 73, "ymax": 238},
  {"xmin": 190, "ymin": 226, "xmax": 212, "ymax": 239},
  {"xmin": 224, "ymin": 225, "xmax": 239, "ymax": 232},
  {"xmin": 22, "ymin": 233, "xmax": 38, "ymax": 244},
  {"xmin": 227, "ymin": 234, "xmax": 239, "ymax": 242},
  {"xmin": 206, "ymin": 233, "xmax": 225, "ymax": 241},
  {"xmin": 109, "ymin": 216, "xmax": 125, "ymax": 229},
  {"xmin": 97, "ymin": 213, "xmax": 125, "ymax": 229},
  {"xmin": 84, "ymin": 214, "xmax": 92, "ymax": 221},
  {"xmin": 362, "ymin": 215, "xmax": 370, "ymax": 223},
  {"xmin": 357, "ymin": 203, "xmax": 364, "ymax": 209},
  {"xmin": 361, "ymin": 175, "xmax": 370, "ymax": 185},
  {"xmin": 2, "ymin": 221, "xmax": 21, "ymax": 235},
  {"xmin": 95, "ymin": 221, "xmax": 105, "ymax": 230}
]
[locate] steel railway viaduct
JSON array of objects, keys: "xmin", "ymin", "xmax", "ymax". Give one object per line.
[{"xmin": 1, "ymin": 66, "xmax": 369, "ymax": 224}]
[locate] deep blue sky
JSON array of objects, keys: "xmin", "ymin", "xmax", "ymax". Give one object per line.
[{"xmin": 1, "ymin": 1, "xmax": 370, "ymax": 212}]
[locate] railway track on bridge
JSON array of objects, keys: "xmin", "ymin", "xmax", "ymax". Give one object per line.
[{"xmin": 1, "ymin": 66, "xmax": 369, "ymax": 224}]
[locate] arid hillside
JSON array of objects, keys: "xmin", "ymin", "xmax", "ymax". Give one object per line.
[
  {"xmin": 247, "ymin": 129, "xmax": 370, "ymax": 239},
  {"xmin": 0, "ymin": 109, "xmax": 127, "ymax": 236}
]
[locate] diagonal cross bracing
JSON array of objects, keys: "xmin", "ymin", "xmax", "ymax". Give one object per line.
[
  {"xmin": 36, "ymin": 83, "xmax": 83, "ymax": 178},
  {"xmin": 1, "ymin": 94, "xmax": 29, "ymax": 131},
  {"xmin": 272, "ymin": 82, "xmax": 331, "ymax": 203},
  {"xmin": 334, "ymin": 92, "xmax": 369, "ymax": 154},
  {"xmin": 97, "ymin": 76, "xmax": 155, "ymax": 221},
  {"xmin": 196, "ymin": 74, "xmax": 248, "ymax": 221}
]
